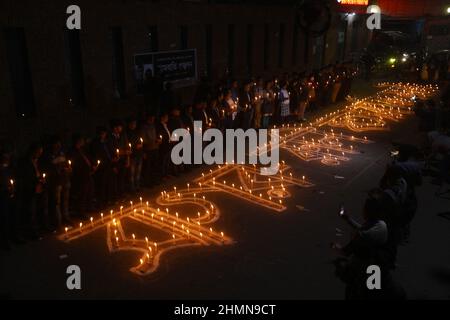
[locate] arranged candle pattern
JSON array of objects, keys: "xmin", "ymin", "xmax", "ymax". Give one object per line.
[{"xmin": 58, "ymin": 82, "xmax": 438, "ymax": 277}]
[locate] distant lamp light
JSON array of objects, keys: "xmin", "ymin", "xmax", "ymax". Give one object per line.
[
  {"xmin": 389, "ymin": 57, "xmax": 396, "ymax": 64},
  {"xmin": 447, "ymin": 7, "xmax": 450, "ymax": 14},
  {"xmin": 367, "ymin": 5, "xmax": 381, "ymax": 14}
]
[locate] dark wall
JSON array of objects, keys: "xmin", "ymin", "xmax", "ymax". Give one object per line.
[{"xmin": 0, "ymin": 0, "xmax": 323, "ymax": 149}]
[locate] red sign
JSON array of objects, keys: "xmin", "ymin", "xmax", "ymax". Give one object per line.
[{"xmin": 338, "ymin": 0, "xmax": 368, "ymax": 5}]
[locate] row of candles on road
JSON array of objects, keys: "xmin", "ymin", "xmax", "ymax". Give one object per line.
[
  {"xmin": 114, "ymin": 138, "xmax": 145, "ymax": 157},
  {"xmin": 64, "ymin": 195, "xmax": 226, "ymax": 241}
]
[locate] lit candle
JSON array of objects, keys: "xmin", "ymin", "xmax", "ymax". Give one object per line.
[
  {"xmin": 90, "ymin": 217, "xmax": 93, "ymax": 227},
  {"xmin": 140, "ymin": 197, "xmax": 143, "ymax": 206},
  {"xmin": 79, "ymin": 222, "xmax": 82, "ymax": 232}
]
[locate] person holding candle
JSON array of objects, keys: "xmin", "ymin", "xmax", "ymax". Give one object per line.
[
  {"xmin": 141, "ymin": 113, "xmax": 162, "ymax": 187},
  {"xmin": 69, "ymin": 134, "xmax": 94, "ymax": 219},
  {"xmin": 41, "ymin": 135, "xmax": 72, "ymax": 230},
  {"xmin": 160, "ymin": 82, "xmax": 180, "ymax": 116},
  {"xmin": 261, "ymin": 80, "xmax": 275, "ymax": 129},
  {"xmin": 0, "ymin": 144, "xmax": 17, "ymax": 249},
  {"xmin": 181, "ymin": 105, "xmax": 196, "ymax": 170},
  {"xmin": 307, "ymin": 75, "xmax": 317, "ymax": 111},
  {"xmin": 253, "ymin": 77, "xmax": 264, "ymax": 128},
  {"xmin": 108, "ymin": 119, "xmax": 129, "ymax": 197},
  {"xmin": 168, "ymin": 106, "xmax": 186, "ymax": 176},
  {"xmin": 192, "ymin": 100, "xmax": 209, "ymax": 129},
  {"xmin": 279, "ymin": 81, "xmax": 290, "ymax": 125},
  {"xmin": 91, "ymin": 126, "xmax": 115, "ymax": 206},
  {"xmin": 230, "ymin": 79, "xmax": 239, "ymax": 102},
  {"xmin": 238, "ymin": 80, "xmax": 254, "ymax": 130},
  {"xmin": 206, "ymin": 95, "xmax": 222, "ymax": 131},
  {"xmin": 156, "ymin": 113, "xmax": 172, "ymax": 180},
  {"xmin": 331, "ymin": 65, "xmax": 343, "ymax": 104},
  {"xmin": 16, "ymin": 142, "xmax": 45, "ymax": 240},
  {"xmin": 222, "ymin": 90, "xmax": 236, "ymax": 130},
  {"xmin": 298, "ymin": 76, "xmax": 309, "ymax": 122},
  {"xmin": 127, "ymin": 118, "xmax": 144, "ymax": 192}
]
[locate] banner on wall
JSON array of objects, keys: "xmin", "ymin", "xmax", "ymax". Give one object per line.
[{"xmin": 134, "ymin": 49, "xmax": 197, "ymax": 93}]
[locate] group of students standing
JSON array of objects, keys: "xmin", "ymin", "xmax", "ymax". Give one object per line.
[
  {"xmin": 0, "ymin": 62, "xmax": 356, "ymax": 250},
  {"xmin": 333, "ymin": 144, "xmax": 423, "ymax": 299},
  {"xmin": 189, "ymin": 61, "xmax": 356, "ymax": 131}
]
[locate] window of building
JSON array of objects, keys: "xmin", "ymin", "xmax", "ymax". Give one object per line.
[
  {"xmin": 429, "ymin": 24, "xmax": 449, "ymax": 36},
  {"xmin": 292, "ymin": 24, "xmax": 298, "ymax": 66},
  {"xmin": 278, "ymin": 23, "xmax": 285, "ymax": 68},
  {"xmin": 264, "ymin": 24, "xmax": 270, "ymax": 70},
  {"xmin": 4, "ymin": 27, "xmax": 36, "ymax": 118},
  {"xmin": 179, "ymin": 25, "xmax": 188, "ymax": 49},
  {"xmin": 64, "ymin": 29, "xmax": 86, "ymax": 108},
  {"xmin": 148, "ymin": 25, "xmax": 159, "ymax": 52},
  {"xmin": 247, "ymin": 24, "xmax": 253, "ymax": 76},
  {"xmin": 205, "ymin": 24, "xmax": 213, "ymax": 78},
  {"xmin": 227, "ymin": 24, "xmax": 235, "ymax": 76}
]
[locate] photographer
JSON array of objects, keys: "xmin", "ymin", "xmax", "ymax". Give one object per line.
[{"xmin": 332, "ymin": 193, "xmax": 400, "ymax": 299}]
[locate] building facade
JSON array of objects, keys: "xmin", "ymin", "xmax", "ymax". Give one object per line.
[{"xmin": 0, "ymin": 0, "xmax": 370, "ymax": 147}]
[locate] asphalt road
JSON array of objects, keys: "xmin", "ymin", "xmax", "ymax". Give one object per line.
[{"xmin": 1, "ymin": 80, "xmax": 450, "ymax": 300}]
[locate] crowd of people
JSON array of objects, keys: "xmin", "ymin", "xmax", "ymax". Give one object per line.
[
  {"xmin": 0, "ymin": 62, "xmax": 357, "ymax": 250},
  {"xmin": 331, "ymin": 80, "xmax": 450, "ymax": 299}
]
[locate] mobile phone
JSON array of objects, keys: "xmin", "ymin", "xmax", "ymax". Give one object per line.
[{"xmin": 339, "ymin": 204, "xmax": 345, "ymax": 216}]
